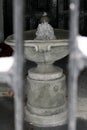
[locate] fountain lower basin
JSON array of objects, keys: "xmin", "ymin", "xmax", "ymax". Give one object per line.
[{"xmin": 5, "ymin": 29, "xmax": 68, "ymax": 63}]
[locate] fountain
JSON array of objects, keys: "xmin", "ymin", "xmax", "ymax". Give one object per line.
[{"xmin": 5, "ymin": 13, "xmax": 69, "ymax": 127}]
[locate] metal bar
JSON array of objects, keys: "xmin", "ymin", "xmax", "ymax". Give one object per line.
[
  {"xmin": 68, "ymin": 0, "xmax": 80, "ymax": 130},
  {"xmin": 0, "ymin": 0, "xmax": 4, "ymax": 42},
  {"xmin": 13, "ymin": 0, "xmax": 24, "ymax": 130}
]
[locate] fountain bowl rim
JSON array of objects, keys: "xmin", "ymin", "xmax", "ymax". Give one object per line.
[{"xmin": 5, "ymin": 29, "xmax": 69, "ymax": 46}]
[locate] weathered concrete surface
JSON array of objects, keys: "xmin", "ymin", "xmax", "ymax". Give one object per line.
[{"xmin": 25, "ymin": 69, "xmax": 67, "ymax": 127}]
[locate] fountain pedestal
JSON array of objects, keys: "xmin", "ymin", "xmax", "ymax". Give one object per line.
[{"xmin": 25, "ymin": 63, "xmax": 67, "ymax": 127}]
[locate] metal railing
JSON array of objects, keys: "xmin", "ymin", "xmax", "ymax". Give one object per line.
[{"xmin": 0, "ymin": 0, "xmax": 87, "ymax": 130}]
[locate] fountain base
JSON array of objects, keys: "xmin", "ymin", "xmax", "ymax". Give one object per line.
[
  {"xmin": 25, "ymin": 107, "xmax": 67, "ymax": 127},
  {"xmin": 25, "ymin": 66, "xmax": 67, "ymax": 127}
]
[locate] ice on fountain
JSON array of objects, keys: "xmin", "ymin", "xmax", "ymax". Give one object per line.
[{"xmin": 35, "ymin": 22, "xmax": 56, "ymax": 40}]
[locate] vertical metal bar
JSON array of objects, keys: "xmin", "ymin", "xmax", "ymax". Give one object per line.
[
  {"xmin": 13, "ymin": 0, "xmax": 24, "ymax": 130},
  {"xmin": 0, "ymin": 0, "xmax": 4, "ymax": 42},
  {"xmin": 68, "ymin": 0, "xmax": 80, "ymax": 130}
]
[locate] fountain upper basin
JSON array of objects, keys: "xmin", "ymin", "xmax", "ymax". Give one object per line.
[{"xmin": 5, "ymin": 29, "xmax": 69, "ymax": 63}]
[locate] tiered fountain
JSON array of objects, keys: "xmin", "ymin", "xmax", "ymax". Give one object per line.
[{"xmin": 5, "ymin": 13, "xmax": 69, "ymax": 127}]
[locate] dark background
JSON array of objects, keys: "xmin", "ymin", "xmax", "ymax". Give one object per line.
[{"xmin": 3, "ymin": 0, "xmax": 87, "ymax": 39}]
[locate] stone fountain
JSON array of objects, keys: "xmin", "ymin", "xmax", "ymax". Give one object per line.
[{"xmin": 5, "ymin": 13, "xmax": 69, "ymax": 127}]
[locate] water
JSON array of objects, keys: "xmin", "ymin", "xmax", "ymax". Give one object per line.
[{"xmin": 35, "ymin": 22, "xmax": 56, "ymax": 40}]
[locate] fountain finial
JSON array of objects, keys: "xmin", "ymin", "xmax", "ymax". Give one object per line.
[
  {"xmin": 43, "ymin": 12, "xmax": 47, "ymax": 16},
  {"xmin": 40, "ymin": 12, "xmax": 49, "ymax": 23}
]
